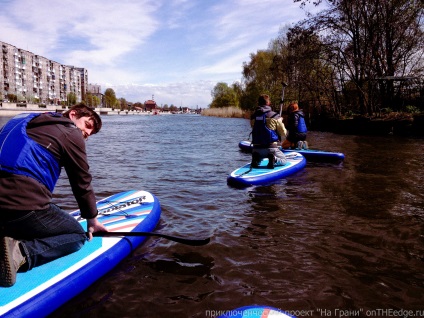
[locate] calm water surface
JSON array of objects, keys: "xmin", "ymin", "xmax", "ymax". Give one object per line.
[{"xmin": 1, "ymin": 114, "xmax": 423, "ymax": 317}]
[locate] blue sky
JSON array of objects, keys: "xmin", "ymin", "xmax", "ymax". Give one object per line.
[{"xmin": 0, "ymin": 0, "xmax": 319, "ymax": 108}]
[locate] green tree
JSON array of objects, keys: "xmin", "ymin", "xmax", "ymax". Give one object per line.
[
  {"xmin": 210, "ymin": 82, "xmax": 238, "ymax": 108},
  {"xmin": 113, "ymin": 99, "xmax": 120, "ymax": 110},
  {"xmin": 85, "ymin": 93, "xmax": 93, "ymax": 107},
  {"xmin": 67, "ymin": 92, "xmax": 77, "ymax": 105},
  {"xmin": 104, "ymin": 88, "xmax": 117, "ymax": 108},
  {"xmin": 119, "ymin": 98, "xmax": 127, "ymax": 110},
  {"xmin": 242, "ymin": 50, "xmax": 275, "ymax": 97},
  {"xmin": 241, "ymin": 37, "xmax": 292, "ymax": 111},
  {"xmin": 93, "ymin": 96, "xmax": 100, "ymax": 107}
]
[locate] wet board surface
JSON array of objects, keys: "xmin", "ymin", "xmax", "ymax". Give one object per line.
[
  {"xmin": 0, "ymin": 190, "xmax": 161, "ymax": 318},
  {"xmin": 227, "ymin": 152, "xmax": 306, "ymax": 187},
  {"xmin": 239, "ymin": 140, "xmax": 345, "ymax": 162}
]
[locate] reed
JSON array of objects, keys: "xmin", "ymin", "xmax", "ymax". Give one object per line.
[{"xmin": 201, "ymin": 106, "xmax": 249, "ymax": 118}]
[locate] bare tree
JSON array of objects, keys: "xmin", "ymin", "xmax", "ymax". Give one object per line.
[{"xmin": 295, "ymin": 0, "xmax": 424, "ymax": 115}]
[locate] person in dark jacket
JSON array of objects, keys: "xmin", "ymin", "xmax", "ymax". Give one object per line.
[
  {"xmin": 250, "ymin": 94, "xmax": 287, "ymax": 169},
  {"xmin": 282, "ymin": 102, "xmax": 308, "ymax": 149},
  {"xmin": 0, "ymin": 103, "xmax": 108, "ymax": 287}
]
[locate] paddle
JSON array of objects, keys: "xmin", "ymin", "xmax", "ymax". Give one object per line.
[
  {"xmin": 91, "ymin": 231, "xmax": 210, "ymax": 246},
  {"xmin": 279, "ymin": 82, "xmax": 288, "ymax": 116}
]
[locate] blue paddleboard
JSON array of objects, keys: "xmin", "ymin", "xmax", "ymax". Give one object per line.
[
  {"xmin": 227, "ymin": 152, "xmax": 306, "ymax": 187},
  {"xmin": 239, "ymin": 140, "xmax": 345, "ymax": 162},
  {"xmin": 0, "ymin": 190, "xmax": 161, "ymax": 318},
  {"xmin": 218, "ymin": 305, "xmax": 295, "ymax": 318}
]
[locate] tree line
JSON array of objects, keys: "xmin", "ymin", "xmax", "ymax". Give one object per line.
[
  {"xmin": 210, "ymin": 0, "xmax": 424, "ymax": 120},
  {"xmin": 96, "ymin": 88, "xmax": 182, "ymax": 112}
]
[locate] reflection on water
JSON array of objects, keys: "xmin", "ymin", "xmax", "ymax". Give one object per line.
[{"xmin": 1, "ymin": 114, "xmax": 423, "ymax": 317}]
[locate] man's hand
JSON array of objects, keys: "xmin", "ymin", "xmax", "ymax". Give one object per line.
[{"xmin": 86, "ymin": 217, "xmax": 108, "ymax": 241}]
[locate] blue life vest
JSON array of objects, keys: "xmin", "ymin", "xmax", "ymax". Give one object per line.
[
  {"xmin": 297, "ymin": 114, "xmax": 308, "ymax": 133},
  {"xmin": 0, "ymin": 113, "xmax": 61, "ymax": 192},
  {"xmin": 252, "ymin": 112, "xmax": 279, "ymax": 145}
]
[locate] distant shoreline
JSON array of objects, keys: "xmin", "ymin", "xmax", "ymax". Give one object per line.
[{"xmin": 0, "ymin": 103, "xmax": 175, "ymax": 117}]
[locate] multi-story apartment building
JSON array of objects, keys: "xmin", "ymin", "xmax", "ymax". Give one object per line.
[
  {"xmin": 87, "ymin": 83, "xmax": 104, "ymax": 106},
  {"xmin": 1, "ymin": 41, "xmax": 87, "ymax": 105}
]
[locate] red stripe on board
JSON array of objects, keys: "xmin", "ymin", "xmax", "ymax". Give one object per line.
[
  {"xmin": 261, "ymin": 308, "xmax": 271, "ymax": 318},
  {"xmin": 111, "ymin": 222, "xmax": 140, "ymax": 231},
  {"xmin": 100, "ymin": 211, "xmax": 149, "ymax": 225},
  {"xmin": 101, "ymin": 216, "xmax": 127, "ymax": 225}
]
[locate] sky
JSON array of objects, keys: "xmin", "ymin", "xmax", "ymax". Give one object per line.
[{"xmin": 0, "ymin": 0, "xmax": 320, "ymax": 108}]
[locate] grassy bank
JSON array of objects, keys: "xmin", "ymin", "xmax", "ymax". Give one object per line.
[{"xmin": 201, "ymin": 106, "xmax": 249, "ymax": 119}]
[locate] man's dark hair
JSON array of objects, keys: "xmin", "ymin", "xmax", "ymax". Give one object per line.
[
  {"xmin": 258, "ymin": 94, "xmax": 270, "ymax": 106},
  {"xmin": 63, "ymin": 103, "xmax": 102, "ymax": 134}
]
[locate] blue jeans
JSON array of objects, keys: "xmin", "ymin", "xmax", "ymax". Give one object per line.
[{"xmin": 0, "ymin": 204, "xmax": 86, "ymax": 271}]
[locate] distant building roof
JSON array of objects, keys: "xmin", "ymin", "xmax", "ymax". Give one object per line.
[{"xmin": 144, "ymin": 100, "xmax": 157, "ymax": 106}]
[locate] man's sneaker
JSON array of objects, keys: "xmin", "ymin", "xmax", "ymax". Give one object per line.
[
  {"xmin": 251, "ymin": 152, "xmax": 260, "ymax": 168},
  {"xmin": 267, "ymin": 154, "xmax": 275, "ymax": 169},
  {"xmin": 0, "ymin": 237, "xmax": 26, "ymax": 287},
  {"xmin": 296, "ymin": 141, "xmax": 304, "ymax": 149}
]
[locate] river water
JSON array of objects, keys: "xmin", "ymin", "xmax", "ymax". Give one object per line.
[{"xmin": 1, "ymin": 114, "xmax": 423, "ymax": 317}]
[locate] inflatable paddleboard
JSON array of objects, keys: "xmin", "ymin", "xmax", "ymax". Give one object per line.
[
  {"xmin": 218, "ymin": 305, "xmax": 295, "ymax": 318},
  {"xmin": 227, "ymin": 152, "xmax": 306, "ymax": 187},
  {"xmin": 239, "ymin": 140, "xmax": 345, "ymax": 162},
  {"xmin": 0, "ymin": 190, "xmax": 161, "ymax": 318}
]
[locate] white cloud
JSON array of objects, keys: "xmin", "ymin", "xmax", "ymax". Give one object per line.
[{"xmin": 0, "ymin": 0, "xmax": 315, "ymax": 107}]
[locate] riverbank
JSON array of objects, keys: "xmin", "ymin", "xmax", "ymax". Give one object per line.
[
  {"xmin": 311, "ymin": 113, "xmax": 424, "ymax": 137},
  {"xmin": 0, "ymin": 102, "xmax": 174, "ymax": 116},
  {"xmin": 201, "ymin": 106, "xmax": 424, "ymax": 137}
]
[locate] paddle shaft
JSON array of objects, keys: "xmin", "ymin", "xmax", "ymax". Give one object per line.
[
  {"xmin": 91, "ymin": 231, "xmax": 210, "ymax": 246},
  {"xmin": 279, "ymin": 82, "xmax": 288, "ymax": 116}
]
